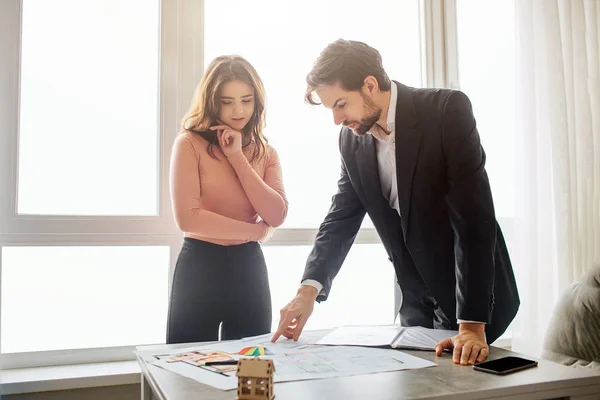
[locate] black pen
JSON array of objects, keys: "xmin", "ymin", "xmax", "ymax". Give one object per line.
[
  {"xmin": 205, "ymin": 360, "xmax": 239, "ymax": 366},
  {"xmin": 198, "ymin": 365, "xmax": 228, "ymax": 376}
]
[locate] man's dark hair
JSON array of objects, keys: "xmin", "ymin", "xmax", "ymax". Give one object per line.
[{"xmin": 305, "ymin": 39, "xmax": 391, "ymax": 105}]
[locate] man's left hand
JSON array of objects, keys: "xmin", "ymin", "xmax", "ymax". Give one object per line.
[{"xmin": 435, "ymin": 323, "xmax": 488, "ymax": 365}]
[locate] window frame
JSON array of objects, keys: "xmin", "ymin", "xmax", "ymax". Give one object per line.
[
  {"xmin": 0, "ymin": 0, "xmax": 203, "ymax": 369},
  {"xmin": 0, "ymin": 0, "xmax": 513, "ymax": 369}
]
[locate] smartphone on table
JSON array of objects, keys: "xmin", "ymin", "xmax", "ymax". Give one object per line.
[{"xmin": 473, "ymin": 356, "xmax": 538, "ymax": 375}]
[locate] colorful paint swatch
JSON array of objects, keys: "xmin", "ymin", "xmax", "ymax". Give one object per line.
[{"xmin": 238, "ymin": 346, "xmax": 267, "ymax": 356}]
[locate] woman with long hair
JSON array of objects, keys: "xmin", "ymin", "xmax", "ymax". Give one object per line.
[{"xmin": 167, "ymin": 55, "xmax": 288, "ymax": 343}]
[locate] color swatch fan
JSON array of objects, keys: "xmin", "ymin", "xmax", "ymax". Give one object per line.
[{"xmin": 238, "ymin": 346, "xmax": 270, "ymax": 356}]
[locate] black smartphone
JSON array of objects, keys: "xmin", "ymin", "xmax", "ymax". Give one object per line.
[{"xmin": 473, "ymin": 356, "xmax": 538, "ymax": 375}]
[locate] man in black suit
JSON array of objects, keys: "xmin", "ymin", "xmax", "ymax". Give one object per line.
[{"xmin": 271, "ymin": 39, "xmax": 519, "ymax": 365}]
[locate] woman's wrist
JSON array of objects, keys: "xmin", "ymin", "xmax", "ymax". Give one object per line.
[{"xmin": 226, "ymin": 149, "xmax": 246, "ymax": 165}]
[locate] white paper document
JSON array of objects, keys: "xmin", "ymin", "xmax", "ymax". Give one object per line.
[
  {"xmin": 315, "ymin": 325, "xmax": 458, "ymax": 351},
  {"xmin": 142, "ymin": 332, "xmax": 436, "ymax": 391}
]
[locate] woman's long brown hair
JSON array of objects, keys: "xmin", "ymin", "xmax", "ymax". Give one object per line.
[{"xmin": 181, "ymin": 55, "xmax": 267, "ymax": 163}]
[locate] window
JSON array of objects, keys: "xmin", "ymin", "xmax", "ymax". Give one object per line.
[
  {"xmin": 0, "ymin": 0, "xmax": 183, "ymax": 368},
  {"xmin": 1, "ymin": 246, "xmax": 169, "ymax": 353},
  {"xmin": 455, "ymin": 0, "xmax": 516, "ymax": 220},
  {"xmin": 204, "ymin": 0, "xmax": 422, "ymax": 229},
  {"xmin": 17, "ymin": 0, "xmax": 160, "ymax": 216},
  {"xmin": 204, "ymin": 0, "xmax": 422, "ymax": 327},
  {"xmin": 263, "ymin": 244, "xmax": 396, "ymax": 332}
]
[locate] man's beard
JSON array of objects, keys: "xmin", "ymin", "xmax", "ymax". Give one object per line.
[{"xmin": 344, "ymin": 95, "xmax": 382, "ymax": 136}]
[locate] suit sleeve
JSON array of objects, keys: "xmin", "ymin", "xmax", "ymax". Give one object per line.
[
  {"xmin": 301, "ymin": 131, "xmax": 366, "ymax": 302},
  {"xmin": 442, "ymin": 91, "xmax": 497, "ymax": 323}
]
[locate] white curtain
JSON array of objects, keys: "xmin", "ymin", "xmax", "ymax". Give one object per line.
[{"xmin": 512, "ymin": 0, "xmax": 600, "ymax": 356}]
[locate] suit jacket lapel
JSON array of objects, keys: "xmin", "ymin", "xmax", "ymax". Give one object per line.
[
  {"xmin": 355, "ymin": 135, "xmax": 394, "ymax": 241},
  {"xmin": 394, "ymin": 82, "xmax": 422, "ymax": 238}
]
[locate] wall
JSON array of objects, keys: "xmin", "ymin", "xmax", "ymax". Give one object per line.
[{"xmin": 5, "ymin": 384, "xmax": 139, "ymax": 400}]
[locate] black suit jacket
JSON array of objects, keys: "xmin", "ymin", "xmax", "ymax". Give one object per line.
[{"xmin": 302, "ymin": 82, "xmax": 520, "ymax": 343}]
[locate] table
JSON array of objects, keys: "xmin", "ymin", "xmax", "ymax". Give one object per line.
[{"xmin": 136, "ymin": 331, "xmax": 600, "ymax": 400}]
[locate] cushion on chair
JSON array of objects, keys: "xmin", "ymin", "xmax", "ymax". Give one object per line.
[{"xmin": 541, "ymin": 265, "xmax": 600, "ymax": 369}]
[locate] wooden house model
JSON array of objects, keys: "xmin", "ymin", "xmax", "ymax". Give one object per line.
[{"xmin": 236, "ymin": 358, "xmax": 275, "ymax": 400}]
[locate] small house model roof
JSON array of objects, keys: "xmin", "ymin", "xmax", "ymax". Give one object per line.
[{"xmin": 236, "ymin": 358, "xmax": 275, "ymax": 378}]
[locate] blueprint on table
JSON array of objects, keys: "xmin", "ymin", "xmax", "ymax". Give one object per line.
[{"xmin": 140, "ymin": 331, "xmax": 436, "ymax": 391}]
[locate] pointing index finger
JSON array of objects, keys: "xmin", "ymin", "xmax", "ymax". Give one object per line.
[{"xmin": 271, "ymin": 313, "xmax": 295, "ymax": 342}]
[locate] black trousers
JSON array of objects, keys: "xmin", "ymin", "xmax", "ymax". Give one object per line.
[
  {"xmin": 394, "ymin": 252, "xmax": 458, "ymax": 331},
  {"xmin": 166, "ymin": 238, "xmax": 272, "ymax": 344},
  {"xmin": 398, "ymin": 281, "xmax": 458, "ymax": 331}
]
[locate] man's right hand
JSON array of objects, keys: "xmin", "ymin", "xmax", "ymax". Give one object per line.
[{"xmin": 271, "ymin": 285, "xmax": 318, "ymax": 342}]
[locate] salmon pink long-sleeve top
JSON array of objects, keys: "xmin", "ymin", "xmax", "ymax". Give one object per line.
[{"xmin": 169, "ymin": 130, "xmax": 288, "ymax": 246}]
